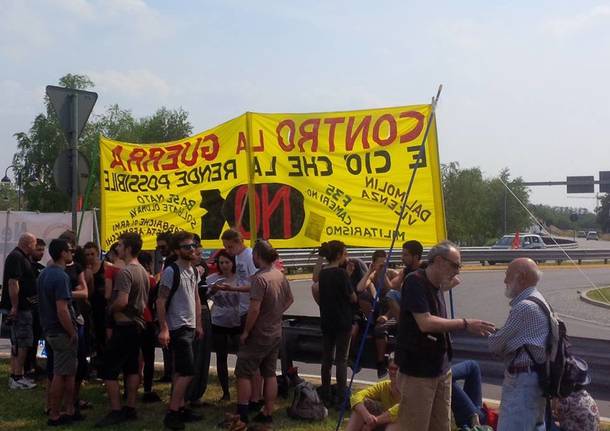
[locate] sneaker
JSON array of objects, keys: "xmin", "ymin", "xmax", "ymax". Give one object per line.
[
  {"xmin": 164, "ymin": 410, "xmax": 185, "ymax": 430},
  {"xmin": 142, "ymin": 391, "xmax": 162, "ymax": 403},
  {"xmin": 121, "ymin": 406, "xmax": 137, "ymax": 421},
  {"xmin": 47, "ymin": 414, "xmax": 73, "ymax": 427},
  {"xmin": 252, "ymin": 412, "xmax": 273, "ymax": 424},
  {"xmin": 8, "ymin": 377, "xmax": 36, "ymax": 390},
  {"xmin": 180, "ymin": 407, "xmax": 203, "ymax": 422},
  {"xmin": 94, "ymin": 410, "xmax": 125, "ymax": 428}
]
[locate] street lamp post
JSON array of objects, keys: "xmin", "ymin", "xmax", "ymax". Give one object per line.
[{"xmin": 1, "ymin": 165, "xmax": 22, "ymax": 211}]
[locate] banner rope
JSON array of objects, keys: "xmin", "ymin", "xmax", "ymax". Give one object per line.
[{"xmin": 335, "ymin": 85, "xmax": 443, "ymax": 430}]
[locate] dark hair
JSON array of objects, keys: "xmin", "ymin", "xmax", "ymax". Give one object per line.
[
  {"xmin": 36, "ymin": 238, "xmax": 46, "ymax": 247},
  {"xmin": 156, "ymin": 231, "xmax": 173, "ymax": 244},
  {"xmin": 83, "ymin": 241, "xmax": 99, "ymax": 252},
  {"xmin": 192, "ymin": 233, "xmax": 201, "ymax": 245},
  {"xmin": 58, "ymin": 230, "xmax": 76, "ymax": 247},
  {"xmin": 319, "ymin": 240, "xmax": 346, "ymax": 263},
  {"xmin": 371, "ymin": 250, "xmax": 387, "ymax": 262},
  {"xmin": 402, "ymin": 240, "xmax": 424, "ymax": 260},
  {"xmin": 49, "ymin": 239, "xmax": 69, "ymax": 261},
  {"xmin": 137, "ymin": 251, "xmax": 153, "ymax": 273},
  {"xmin": 172, "ymin": 231, "xmax": 194, "ymax": 250},
  {"xmin": 73, "ymin": 246, "xmax": 87, "ymax": 267},
  {"xmin": 253, "ymin": 240, "xmax": 279, "ymax": 264},
  {"xmin": 215, "ymin": 249, "xmax": 236, "ymax": 273},
  {"xmin": 105, "ymin": 242, "xmax": 119, "ymax": 261},
  {"xmin": 119, "ymin": 232, "xmax": 143, "ymax": 256},
  {"xmin": 221, "ymin": 228, "xmax": 242, "ymax": 243}
]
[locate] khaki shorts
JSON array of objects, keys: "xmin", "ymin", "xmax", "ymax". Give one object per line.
[
  {"xmin": 234, "ymin": 336, "xmax": 281, "ymax": 379},
  {"xmin": 46, "ymin": 332, "xmax": 77, "ymax": 376}
]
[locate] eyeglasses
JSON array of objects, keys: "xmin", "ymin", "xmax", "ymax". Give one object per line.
[
  {"xmin": 179, "ymin": 243, "xmax": 196, "ymax": 250},
  {"xmin": 440, "ymin": 255, "xmax": 462, "ymax": 271}
]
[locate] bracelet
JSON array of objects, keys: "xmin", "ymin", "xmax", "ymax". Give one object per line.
[{"xmin": 462, "ymin": 318, "xmax": 468, "ymax": 330}]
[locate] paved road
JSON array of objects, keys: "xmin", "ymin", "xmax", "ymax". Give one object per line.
[{"xmin": 287, "ymin": 266, "xmax": 610, "ymax": 340}]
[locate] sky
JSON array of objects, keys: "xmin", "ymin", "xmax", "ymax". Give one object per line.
[{"xmin": 1, "ymin": 0, "xmax": 609, "ymax": 212}]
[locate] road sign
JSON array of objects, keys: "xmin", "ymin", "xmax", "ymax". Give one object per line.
[
  {"xmin": 45, "ymin": 85, "xmax": 98, "ymax": 143},
  {"xmin": 53, "ymin": 150, "xmax": 90, "ymax": 196},
  {"xmin": 600, "ymin": 171, "xmax": 610, "ymax": 194},
  {"xmin": 566, "ymin": 176, "xmax": 594, "ymax": 194}
]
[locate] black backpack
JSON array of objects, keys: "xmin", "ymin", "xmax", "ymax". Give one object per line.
[
  {"xmin": 158, "ymin": 262, "xmax": 198, "ymax": 312},
  {"xmin": 521, "ymin": 296, "xmax": 591, "ymax": 431}
]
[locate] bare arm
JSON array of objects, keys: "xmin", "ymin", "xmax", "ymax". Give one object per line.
[
  {"xmin": 241, "ymin": 299, "xmax": 262, "ymax": 341},
  {"xmin": 312, "ymin": 256, "xmax": 324, "ymax": 282},
  {"xmin": 85, "ymin": 268, "xmax": 94, "ymax": 299},
  {"xmin": 311, "ymin": 282, "xmax": 320, "ymax": 305},
  {"xmin": 156, "ymin": 287, "xmax": 170, "ymax": 347},
  {"xmin": 71, "ymin": 271, "xmax": 88, "ymax": 300},
  {"xmin": 194, "ymin": 286, "xmax": 202, "ymax": 334},
  {"xmin": 413, "ymin": 312, "xmax": 495, "ymax": 336},
  {"xmin": 109, "ymin": 291, "xmax": 128, "ymax": 314},
  {"xmin": 56, "ymin": 299, "xmax": 77, "ymax": 339},
  {"xmin": 8, "ymin": 279, "xmax": 19, "ymax": 314}
]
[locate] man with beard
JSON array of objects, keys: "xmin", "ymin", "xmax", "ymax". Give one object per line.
[
  {"xmin": 489, "ymin": 258, "xmax": 549, "ymax": 431},
  {"xmin": 396, "ymin": 240, "xmax": 495, "ymax": 431},
  {"xmin": 157, "ymin": 231, "xmax": 203, "ymax": 430}
]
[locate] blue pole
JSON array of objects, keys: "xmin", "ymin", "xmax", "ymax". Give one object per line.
[{"xmin": 335, "ymin": 85, "xmax": 443, "ymax": 430}]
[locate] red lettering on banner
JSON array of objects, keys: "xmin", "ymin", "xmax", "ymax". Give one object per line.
[
  {"xmin": 261, "ymin": 184, "xmax": 291, "ymax": 238},
  {"xmin": 201, "ymin": 134, "xmax": 219, "ymax": 161},
  {"xmin": 253, "ymin": 130, "xmax": 265, "ymax": 152},
  {"xmin": 324, "ymin": 117, "xmax": 345, "ymax": 152},
  {"xmin": 399, "ymin": 111, "xmax": 425, "ymax": 143},
  {"xmin": 161, "ymin": 144, "xmax": 182, "ymax": 170},
  {"xmin": 276, "ymin": 120, "xmax": 295, "ymax": 151},
  {"xmin": 127, "ymin": 148, "xmax": 147, "ymax": 172},
  {"xmin": 146, "ymin": 147, "xmax": 165, "ymax": 171},
  {"xmin": 180, "ymin": 140, "xmax": 198, "ymax": 167},
  {"xmin": 110, "ymin": 145, "xmax": 127, "ymax": 170},
  {"xmin": 372, "ymin": 114, "xmax": 397, "ymax": 146},
  {"xmin": 236, "ymin": 132, "xmax": 247, "ymax": 154},
  {"xmin": 234, "ymin": 186, "xmax": 260, "ymax": 239},
  {"xmin": 297, "ymin": 118, "xmax": 321, "ymax": 152},
  {"xmin": 346, "ymin": 115, "xmax": 372, "ymax": 151}
]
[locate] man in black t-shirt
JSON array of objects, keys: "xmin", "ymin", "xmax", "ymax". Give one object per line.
[
  {"xmin": 25, "ymin": 238, "xmax": 46, "ymax": 377},
  {"xmin": 396, "ymin": 240, "xmax": 495, "ymax": 431},
  {"xmin": 2, "ymin": 232, "xmax": 37, "ymax": 390}
]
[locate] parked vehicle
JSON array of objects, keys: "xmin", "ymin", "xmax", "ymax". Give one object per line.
[
  {"xmin": 488, "ymin": 233, "xmax": 545, "ymax": 265},
  {"xmin": 586, "ymin": 231, "xmax": 599, "ymax": 240}
]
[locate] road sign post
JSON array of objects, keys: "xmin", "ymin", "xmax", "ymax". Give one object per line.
[{"xmin": 46, "ymin": 86, "xmax": 97, "ymax": 233}]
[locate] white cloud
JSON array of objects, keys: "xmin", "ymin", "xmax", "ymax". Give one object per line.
[
  {"xmin": 543, "ymin": 4, "xmax": 610, "ymax": 37},
  {"xmin": 87, "ymin": 69, "xmax": 170, "ymax": 99},
  {"xmin": 49, "ymin": 0, "xmax": 95, "ymax": 19}
]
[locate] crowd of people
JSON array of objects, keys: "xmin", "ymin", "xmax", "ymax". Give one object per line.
[{"xmin": 0, "ymin": 230, "xmax": 602, "ymax": 430}]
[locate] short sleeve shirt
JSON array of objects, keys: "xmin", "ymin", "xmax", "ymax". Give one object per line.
[
  {"xmin": 397, "ymin": 269, "xmax": 450, "ymax": 377},
  {"xmin": 235, "ymin": 247, "xmax": 257, "ymax": 316},
  {"xmin": 318, "ymin": 266, "xmax": 354, "ymax": 333},
  {"xmin": 160, "ymin": 263, "xmax": 197, "ymax": 331},
  {"xmin": 2, "ymin": 247, "xmax": 36, "ymax": 310},
  {"xmin": 37, "ymin": 265, "xmax": 74, "ymax": 334},
  {"xmin": 249, "ymin": 268, "xmax": 293, "ymax": 340},
  {"xmin": 112, "ymin": 263, "xmax": 149, "ymax": 326}
]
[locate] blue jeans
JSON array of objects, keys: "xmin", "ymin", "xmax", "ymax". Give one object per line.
[
  {"xmin": 497, "ymin": 370, "xmax": 546, "ymax": 431},
  {"xmin": 451, "ymin": 360, "xmax": 486, "ymax": 427}
]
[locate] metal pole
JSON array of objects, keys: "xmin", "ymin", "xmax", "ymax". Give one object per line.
[
  {"xmin": 17, "ymin": 171, "xmax": 21, "ymax": 211},
  {"xmin": 245, "ymin": 112, "xmax": 257, "ymax": 246},
  {"xmin": 71, "ymin": 94, "xmax": 78, "ymax": 233},
  {"xmin": 504, "ymin": 187, "xmax": 507, "ymax": 233}
]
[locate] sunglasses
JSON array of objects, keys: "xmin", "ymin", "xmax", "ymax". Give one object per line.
[
  {"xmin": 179, "ymin": 243, "xmax": 196, "ymax": 250},
  {"xmin": 440, "ymin": 255, "xmax": 462, "ymax": 271}
]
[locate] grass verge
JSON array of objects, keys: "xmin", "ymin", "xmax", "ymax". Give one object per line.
[{"xmin": 586, "ymin": 287, "xmax": 610, "ymax": 305}]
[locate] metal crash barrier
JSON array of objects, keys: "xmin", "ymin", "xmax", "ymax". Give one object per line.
[{"xmin": 280, "ymin": 314, "xmax": 610, "ymax": 400}]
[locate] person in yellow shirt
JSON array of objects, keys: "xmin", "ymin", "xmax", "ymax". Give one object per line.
[{"xmin": 346, "ymin": 354, "xmax": 400, "ymax": 431}]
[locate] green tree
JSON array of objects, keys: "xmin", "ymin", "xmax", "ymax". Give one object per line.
[
  {"xmin": 12, "ymin": 74, "xmax": 193, "ymax": 212},
  {"xmin": 441, "ymin": 163, "xmax": 531, "ymax": 245},
  {"xmin": 597, "ymin": 194, "xmax": 610, "ymax": 233}
]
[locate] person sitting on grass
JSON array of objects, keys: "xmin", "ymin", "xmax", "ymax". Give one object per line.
[{"xmin": 346, "ymin": 353, "xmax": 401, "ymax": 431}]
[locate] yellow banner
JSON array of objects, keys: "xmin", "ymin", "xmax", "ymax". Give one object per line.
[{"xmin": 99, "ymin": 105, "xmax": 446, "ymax": 250}]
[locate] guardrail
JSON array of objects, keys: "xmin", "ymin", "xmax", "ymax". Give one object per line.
[
  {"xmin": 280, "ymin": 315, "xmax": 610, "ymax": 400},
  {"xmin": 277, "ymin": 247, "xmax": 610, "ymax": 272}
]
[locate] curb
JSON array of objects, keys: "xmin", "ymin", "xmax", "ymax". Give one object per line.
[{"xmin": 580, "ymin": 288, "xmax": 610, "ymax": 310}]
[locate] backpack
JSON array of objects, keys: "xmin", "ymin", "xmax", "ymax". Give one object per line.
[
  {"xmin": 523, "ymin": 296, "xmax": 589, "ymax": 399},
  {"xmin": 287, "ymin": 381, "xmax": 328, "ymax": 421},
  {"xmin": 522, "ymin": 296, "xmax": 591, "ymax": 431},
  {"xmin": 163, "ymin": 262, "xmax": 199, "ymax": 311}
]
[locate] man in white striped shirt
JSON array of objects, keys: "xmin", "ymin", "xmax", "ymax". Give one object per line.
[{"xmin": 489, "ymin": 258, "xmax": 549, "ymax": 431}]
